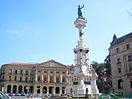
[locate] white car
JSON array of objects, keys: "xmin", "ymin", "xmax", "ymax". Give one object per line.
[{"xmin": 0, "ymin": 91, "xmax": 11, "ymax": 99}]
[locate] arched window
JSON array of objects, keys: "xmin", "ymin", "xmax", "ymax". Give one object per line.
[
  {"xmin": 25, "ymin": 77, "xmax": 28, "ymax": 82},
  {"xmin": 9, "ymin": 76, "xmax": 11, "ymax": 81},
  {"xmin": 38, "ymin": 76, "xmax": 41, "ymax": 82},
  {"xmin": 62, "ymin": 77, "xmax": 65, "ymax": 82},
  {"xmin": 43, "ymin": 86, "xmax": 47, "ymax": 94},
  {"xmin": 20, "ymin": 76, "xmax": 22, "ymax": 82},
  {"xmin": 55, "ymin": 87, "xmax": 60, "ymax": 94},
  {"xmin": 13, "ymin": 85, "xmax": 17, "ymax": 93},
  {"xmin": 62, "ymin": 87, "xmax": 65, "ymax": 94},
  {"xmin": 7, "ymin": 85, "xmax": 11, "ymax": 93},
  {"xmin": 118, "ymin": 79, "xmax": 123, "ymax": 89},
  {"xmin": 15, "ymin": 70, "xmax": 17, "ymax": 74},
  {"xmin": 18, "ymin": 86, "xmax": 22, "ymax": 93},
  {"xmin": 14, "ymin": 76, "xmax": 17, "ymax": 81},
  {"xmin": 25, "ymin": 70, "xmax": 28, "ymax": 75}
]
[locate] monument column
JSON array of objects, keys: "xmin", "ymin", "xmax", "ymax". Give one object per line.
[{"xmin": 65, "ymin": 5, "xmax": 99, "ymax": 97}]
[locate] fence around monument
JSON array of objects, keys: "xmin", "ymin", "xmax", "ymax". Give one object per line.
[{"xmin": 70, "ymin": 94, "xmax": 132, "ymax": 99}]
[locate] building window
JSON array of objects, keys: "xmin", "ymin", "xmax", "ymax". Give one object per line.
[
  {"xmin": 116, "ymin": 48, "xmax": 119, "ymax": 53},
  {"xmin": 118, "ymin": 68, "xmax": 121, "ymax": 73},
  {"xmin": 14, "ymin": 76, "xmax": 17, "ymax": 81},
  {"xmin": 25, "ymin": 70, "xmax": 28, "ymax": 75},
  {"xmin": 56, "ymin": 72, "xmax": 59, "ymax": 74},
  {"xmin": 50, "ymin": 76, "xmax": 53, "ymax": 83},
  {"xmin": 38, "ymin": 76, "xmax": 41, "ymax": 82},
  {"xmin": 2, "ymin": 76, "xmax": 4, "ymax": 80},
  {"xmin": 62, "ymin": 72, "xmax": 65, "ymax": 74},
  {"xmin": 44, "ymin": 76, "xmax": 47, "ymax": 83},
  {"xmin": 56, "ymin": 76, "xmax": 60, "ymax": 83},
  {"xmin": 8, "ymin": 69, "xmax": 12, "ymax": 74},
  {"xmin": 130, "ymin": 81, "xmax": 132, "ymax": 88},
  {"xmin": 15, "ymin": 70, "xmax": 17, "ymax": 74},
  {"xmin": 128, "ymin": 55, "xmax": 132, "ymax": 61},
  {"xmin": 126, "ymin": 44, "xmax": 130, "ymax": 50},
  {"xmin": 128, "ymin": 66, "xmax": 132, "ymax": 72},
  {"xmin": 9, "ymin": 76, "xmax": 11, "ymax": 81},
  {"xmin": 20, "ymin": 70, "xmax": 23, "ymax": 75},
  {"xmin": 117, "ymin": 58, "xmax": 121, "ymax": 64},
  {"xmin": 62, "ymin": 77, "xmax": 65, "ymax": 82},
  {"xmin": 20, "ymin": 77, "xmax": 22, "ymax": 82},
  {"xmin": 25, "ymin": 77, "xmax": 28, "ymax": 82},
  {"xmin": 30, "ymin": 77, "xmax": 33, "ymax": 82},
  {"xmin": 118, "ymin": 79, "xmax": 123, "ymax": 89}
]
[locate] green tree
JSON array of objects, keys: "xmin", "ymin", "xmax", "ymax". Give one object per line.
[{"xmin": 90, "ymin": 55, "xmax": 112, "ymax": 94}]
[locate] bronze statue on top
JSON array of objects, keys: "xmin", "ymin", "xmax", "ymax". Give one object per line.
[{"xmin": 78, "ymin": 5, "xmax": 84, "ymax": 18}]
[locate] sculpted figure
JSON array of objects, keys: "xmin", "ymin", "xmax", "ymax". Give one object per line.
[{"xmin": 78, "ymin": 5, "xmax": 84, "ymax": 18}]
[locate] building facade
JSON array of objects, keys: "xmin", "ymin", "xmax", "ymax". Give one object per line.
[
  {"xmin": 0, "ymin": 60, "xmax": 69, "ymax": 95},
  {"xmin": 109, "ymin": 32, "xmax": 132, "ymax": 95}
]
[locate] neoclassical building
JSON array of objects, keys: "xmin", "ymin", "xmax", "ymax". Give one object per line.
[
  {"xmin": 109, "ymin": 32, "xmax": 132, "ymax": 95},
  {"xmin": 0, "ymin": 60, "xmax": 69, "ymax": 95}
]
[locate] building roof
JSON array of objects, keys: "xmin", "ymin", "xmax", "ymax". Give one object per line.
[
  {"xmin": 110, "ymin": 32, "xmax": 132, "ymax": 47},
  {"xmin": 1, "ymin": 59, "xmax": 69, "ymax": 68}
]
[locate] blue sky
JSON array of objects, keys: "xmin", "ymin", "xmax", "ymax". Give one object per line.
[{"xmin": 0, "ymin": 0, "xmax": 132, "ymax": 66}]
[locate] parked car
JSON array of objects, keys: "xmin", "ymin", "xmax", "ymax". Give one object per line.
[
  {"xmin": 21, "ymin": 92, "xmax": 26, "ymax": 96},
  {"xmin": 15, "ymin": 92, "xmax": 21, "ymax": 96},
  {"xmin": 8, "ymin": 92, "xmax": 15, "ymax": 96},
  {"xmin": 0, "ymin": 91, "xmax": 11, "ymax": 99}
]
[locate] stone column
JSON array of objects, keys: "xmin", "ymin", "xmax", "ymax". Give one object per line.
[
  {"xmin": 54, "ymin": 71, "xmax": 56, "ymax": 83},
  {"xmin": 60, "ymin": 71, "xmax": 62, "ymax": 83},
  {"xmin": 53, "ymin": 86, "xmax": 55, "ymax": 94},
  {"xmin": 47, "ymin": 71, "xmax": 50, "ymax": 83},
  {"xmin": 17, "ymin": 85, "xmax": 19, "ymax": 93},
  {"xmin": 41, "ymin": 70, "xmax": 44, "ymax": 83},
  {"xmin": 35, "ymin": 70, "xmax": 38, "ymax": 82},
  {"xmin": 40, "ymin": 86, "xmax": 43, "ymax": 95},
  {"xmin": 47, "ymin": 86, "xmax": 49, "ymax": 94},
  {"xmin": 34, "ymin": 85, "xmax": 37, "ymax": 95},
  {"xmin": 60, "ymin": 87, "xmax": 62, "ymax": 94},
  {"xmin": 4, "ymin": 84, "xmax": 7, "ymax": 93},
  {"xmin": 22, "ymin": 86, "xmax": 24, "ymax": 93}
]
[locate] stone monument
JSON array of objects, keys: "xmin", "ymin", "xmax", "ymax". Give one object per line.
[{"xmin": 65, "ymin": 5, "xmax": 99, "ymax": 98}]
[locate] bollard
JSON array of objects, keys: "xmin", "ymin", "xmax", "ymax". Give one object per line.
[
  {"xmin": 93, "ymin": 94, "xmax": 99, "ymax": 99},
  {"xmin": 86, "ymin": 94, "xmax": 91, "ymax": 99}
]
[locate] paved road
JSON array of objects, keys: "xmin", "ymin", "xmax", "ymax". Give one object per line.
[{"xmin": 10, "ymin": 96, "xmax": 42, "ymax": 99}]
